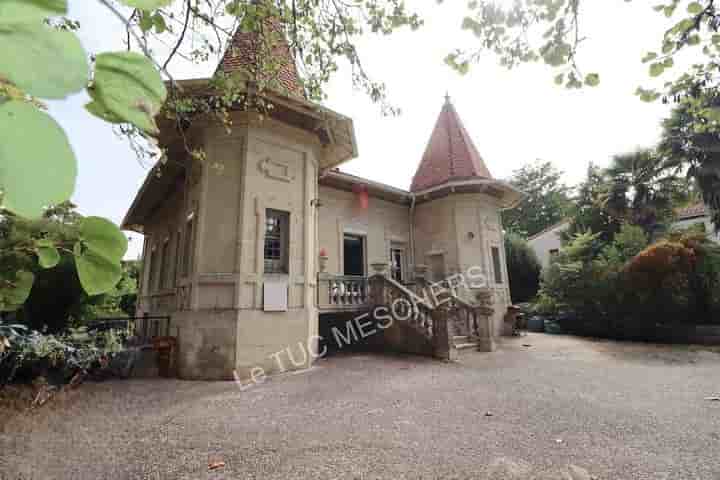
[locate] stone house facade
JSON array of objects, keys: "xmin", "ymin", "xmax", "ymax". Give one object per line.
[{"xmin": 122, "ymin": 26, "xmax": 523, "ymax": 380}]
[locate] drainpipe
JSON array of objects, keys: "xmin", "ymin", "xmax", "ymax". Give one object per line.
[{"xmin": 409, "ymin": 194, "xmax": 416, "ymax": 280}]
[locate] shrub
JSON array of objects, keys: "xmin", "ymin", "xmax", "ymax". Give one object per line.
[
  {"xmin": 504, "ymin": 232, "xmax": 541, "ymax": 302},
  {"xmin": 537, "ymin": 225, "xmax": 720, "ymax": 340},
  {"xmin": 0, "ymin": 322, "xmax": 125, "ymax": 387}
]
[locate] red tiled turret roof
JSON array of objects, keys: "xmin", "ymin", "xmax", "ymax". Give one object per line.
[
  {"xmin": 216, "ymin": 15, "xmax": 304, "ymax": 98},
  {"xmin": 410, "ymin": 95, "xmax": 492, "ymax": 192}
]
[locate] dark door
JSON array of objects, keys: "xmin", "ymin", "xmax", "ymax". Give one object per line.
[{"xmin": 343, "ymin": 234, "xmax": 365, "ymax": 276}]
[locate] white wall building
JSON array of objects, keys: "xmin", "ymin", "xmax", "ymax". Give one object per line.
[{"xmin": 527, "ymin": 220, "xmax": 570, "ymax": 269}]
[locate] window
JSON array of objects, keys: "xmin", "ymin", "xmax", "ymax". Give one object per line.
[
  {"xmin": 429, "ymin": 254, "xmax": 445, "ymax": 282},
  {"xmin": 549, "ymin": 248, "xmax": 559, "ymax": 256},
  {"xmin": 158, "ymin": 237, "xmax": 169, "ymax": 289},
  {"xmin": 173, "ymin": 231, "xmax": 182, "ymax": 285},
  {"xmin": 264, "ymin": 209, "xmax": 289, "ymax": 274},
  {"xmin": 182, "ymin": 217, "xmax": 194, "ymax": 277},
  {"xmin": 343, "ymin": 234, "xmax": 365, "ymax": 276},
  {"xmin": 147, "ymin": 246, "xmax": 157, "ymax": 292},
  {"xmin": 390, "ymin": 246, "xmax": 406, "ymax": 283},
  {"xmin": 491, "ymin": 246, "xmax": 503, "ymax": 284}
]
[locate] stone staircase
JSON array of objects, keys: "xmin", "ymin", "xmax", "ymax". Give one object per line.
[
  {"xmin": 453, "ymin": 335, "xmax": 480, "ymax": 350},
  {"xmin": 368, "ymin": 274, "xmax": 496, "ymax": 359}
]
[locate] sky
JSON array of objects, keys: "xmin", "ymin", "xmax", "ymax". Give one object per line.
[{"xmin": 50, "ymin": 1, "xmax": 678, "ymax": 259}]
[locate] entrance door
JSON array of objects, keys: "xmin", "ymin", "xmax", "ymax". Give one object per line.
[
  {"xmin": 343, "ymin": 234, "xmax": 365, "ymax": 276},
  {"xmin": 390, "ymin": 246, "xmax": 406, "ymax": 283},
  {"xmin": 429, "ymin": 253, "xmax": 446, "ymax": 282}
]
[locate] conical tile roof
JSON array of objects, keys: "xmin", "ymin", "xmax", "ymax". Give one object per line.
[
  {"xmin": 410, "ymin": 96, "xmax": 492, "ymax": 192},
  {"xmin": 216, "ymin": 16, "xmax": 304, "ymax": 97}
]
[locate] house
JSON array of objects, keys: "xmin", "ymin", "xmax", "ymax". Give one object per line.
[
  {"xmin": 528, "ymin": 204, "xmax": 719, "ymax": 270},
  {"xmin": 527, "ymin": 220, "xmax": 569, "ymax": 268},
  {"xmin": 122, "ymin": 22, "xmax": 523, "ymax": 380},
  {"xmin": 673, "ymin": 202, "xmax": 719, "ymax": 242}
]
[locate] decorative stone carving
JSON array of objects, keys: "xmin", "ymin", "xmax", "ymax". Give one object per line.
[{"xmin": 259, "ymin": 157, "xmax": 294, "ymax": 182}]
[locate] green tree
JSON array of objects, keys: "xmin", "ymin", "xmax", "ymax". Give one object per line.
[
  {"xmin": 501, "ymin": 160, "xmax": 572, "ymax": 237},
  {"xmin": 659, "ymin": 93, "xmax": 720, "ymax": 228},
  {"xmin": 601, "ymin": 149, "xmax": 689, "ymax": 238},
  {"xmin": 565, "ymin": 163, "xmax": 621, "ymax": 245},
  {"xmin": 0, "ymin": 203, "xmax": 129, "ymax": 324},
  {"xmin": 504, "ymin": 232, "xmax": 541, "ymax": 303}
]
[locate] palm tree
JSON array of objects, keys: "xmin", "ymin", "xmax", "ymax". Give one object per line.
[
  {"xmin": 600, "ymin": 149, "xmax": 688, "ymax": 237},
  {"xmin": 659, "ymin": 97, "xmax": 720, "ymax": 230}
]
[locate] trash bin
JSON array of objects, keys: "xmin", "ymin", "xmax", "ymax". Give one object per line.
[{"xmin": 152, "ymin": 337, "xmax": 177, "ymax": 378}]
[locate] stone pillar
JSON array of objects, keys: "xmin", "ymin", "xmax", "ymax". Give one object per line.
[
  {"xmin": 476, "ymin": 308, "xmax": 497, "ymax": 352},
  {"xmin": 368, "ymin": 274, "xmax": 385, "ymax": 307},
  {"xmin": 432, "ymin": 308, "xmax": 457, "ymax": 361}
]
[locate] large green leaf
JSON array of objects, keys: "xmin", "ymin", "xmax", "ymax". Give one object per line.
[
  {"xmin": 85, "ymin": 89, "xmax": 124, "ymax": 124},
  {"xmin": 74, "ymin": 217, "xmax": 128, "ymax": 295},
  {"xmin": 79, "ymin": 216, "xmax": 128, "ymax": 260},
  {"xmin": 0, "ymin": 23, "xmax": 88, "ymax": 99},
  {"xmin": 119, "ymin": 0, "xmax": 174, "ymax": 9},
  {"xmin": 0, "ymin": 271, "xmax": 35, "ymax": 312},
  {"xmin": 0, "ymin": 0, "xmax": 67, "ymax": 22},
  {"xmin": 93, "ymin": 52, "xmax": 167, "ymax": 134},
  {"xmin": 75, "ymin": 245, "xmax": 123, "ymax": 296},
  {"xmin": 0, "ymin": 101, "xmax": 77, "ymax": 218},
  {"xmin": 35, "ymin": 239, "xmax": 60, "ymax": 269}
]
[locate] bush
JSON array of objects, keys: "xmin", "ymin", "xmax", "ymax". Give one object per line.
[
  {"xmin": 1, "ymin": 204, "xmax": 138, "ymax": 333},
  {"xmin": 0, "ymin": 322, "xmax": 125, "ymax": 388},
  {"xmin": 504, "ymin": 232, "xmax": 542, "ymax": 302},
  {"xmin": 537, "ymin": 225, "xmax": 720, "ymax": 340}
]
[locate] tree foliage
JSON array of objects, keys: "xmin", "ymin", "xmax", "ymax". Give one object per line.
[
  {"xmin": 504, "ymin": 232, "xmax": 541, "ymax": 303},
  {"xmin": 0, "ymin": 203, "xmax": 130, "ymax": 326},
  {"xmin": 501, "ymin": 160, "xmax": 572, "ymax": 237},
  {"xmin": 600, "ymin": 149, "xmax": 690, "ymax": 238},
  {"xmin": 565, "ymin": 163, "xmax": 622, "ymax": 245},
  {"xmin": 539, "ymin": 225, "xmax": 720, "ymax": 338},
  {"xmin": 659, "ymin": 93, "xmax": 720, "ymax": 228}
]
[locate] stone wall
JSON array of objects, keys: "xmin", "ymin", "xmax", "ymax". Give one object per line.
[{"xmin": 412, "ymin": 193, "xmax": 511, "ymax": 335}]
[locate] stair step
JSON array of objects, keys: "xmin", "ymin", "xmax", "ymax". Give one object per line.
[
  {"xmin": 453, "ymin": 335, "xmax": 470, "ymax": 342},
  {"xmin": 454, "ymin": 342, "xmax": 479, "ymax": 350}
]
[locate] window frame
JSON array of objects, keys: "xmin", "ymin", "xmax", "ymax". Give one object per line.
[
  {"xmin": 491, "ymin": 246, "xmax": 503, "ymax": 285},
  {"xmin": 158, "ymin": 236, "xmax": 170, "ymax": 290},
  {"xmin": 182, "ymin": 215, "xmax": 195, "ymax": 278},
  {"xmin": 390, "ymin": 245, "xmax": 406, "ymax": 283},
  {"xmin": 264, "ymin": 209, "xmax": 290, "ymax": 274},
  {"xmin": 147, "ymin": 244, "xmax": 157, "ymax": 293}
]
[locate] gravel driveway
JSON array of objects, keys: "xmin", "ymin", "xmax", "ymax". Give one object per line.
[{"xmin": 2, "ymin": 333, "xmax": 720, "ymax": 479}]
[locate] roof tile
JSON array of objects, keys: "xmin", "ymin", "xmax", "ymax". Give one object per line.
[
  {"xmin": 410, "ymin": 97, "xmax": 492, "ymax": 192},
  {"xmin": 216, "ymin": 18, "xmax": 304, "ymax": 98}
]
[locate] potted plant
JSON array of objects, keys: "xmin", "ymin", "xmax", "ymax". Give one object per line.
[{"xmin": 318, "ymin": 248, "xmax": 329, "ymax": 273}]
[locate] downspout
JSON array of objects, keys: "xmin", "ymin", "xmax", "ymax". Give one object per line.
[{"xmin": 409, "ymin": 193, "xmax": 416, "ymax": 280}]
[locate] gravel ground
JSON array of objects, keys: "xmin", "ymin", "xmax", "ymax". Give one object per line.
[{"xmin": 2, "ymin": 333, "xmax": 720, "ymax": 480}]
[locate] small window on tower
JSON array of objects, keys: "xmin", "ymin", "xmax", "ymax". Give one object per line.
[
  {"xmin": 491, "ymin": 246, "xmax": 503, "ymax": 284},
  {"xmin": 264, "ymin": 209, "xmax": 289, "ymax": 274}
]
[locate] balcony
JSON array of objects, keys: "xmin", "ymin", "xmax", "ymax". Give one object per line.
[{"xmin": 317, "ymin": 274, "xmax": 370, "ymax": 311}]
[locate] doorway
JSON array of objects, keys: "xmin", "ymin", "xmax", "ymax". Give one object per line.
[
  {"xmin": 390, "ymin": 245, "xmax": 406, "ymax": 283},
  {"xmin": 343, "ymin": 234, "xmax": 365, "ymax": 276},
  {"xmin": 429, "ymin": 253, "xmax": 446, "ymax": 282}
]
